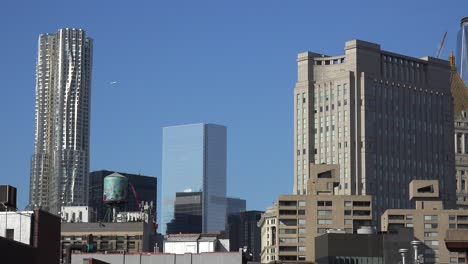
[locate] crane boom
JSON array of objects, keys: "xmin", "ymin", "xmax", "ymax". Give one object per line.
[{"xmin": 436, "ymin": 32, "xmax": 447, "ymax": 58}]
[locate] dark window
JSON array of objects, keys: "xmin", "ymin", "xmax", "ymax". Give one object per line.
[
  {"xmin": 6, "ymin": 229, "xmax": 14, "ymax": 240},
  {"xmin": 318, "ymin": 171, "xmax": 332, "ymax": 178}
]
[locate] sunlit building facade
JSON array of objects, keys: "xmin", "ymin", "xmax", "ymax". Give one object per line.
[
  {"xmin": 293, "ymin": 40, "xmax": 456, "ymax": 221},
  {"xmin": 29, "ymin": 28, "xmax": 93, "ymax": 214}
]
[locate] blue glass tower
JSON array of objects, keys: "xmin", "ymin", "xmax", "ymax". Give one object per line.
[
  {"xmin": 457, "ymin": 17, "xmax": 468, "ymax": 84},
  {"xmin": 160, "ymin": 123, "xmax": 227, "ymax": 234}
]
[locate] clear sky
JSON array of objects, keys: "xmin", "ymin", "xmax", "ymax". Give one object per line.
[{"xmin": 0, "ymin": 0, "xmax": 467, "ymax": 211}]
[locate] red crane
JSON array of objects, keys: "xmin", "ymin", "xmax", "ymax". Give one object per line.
[
  {"xmin": 128, "ymin": 182, "xmax": 141, "ymax": 209},
  {"xmin": 435, "ymin": 32, "xmax": 447, "ymax": 59}
]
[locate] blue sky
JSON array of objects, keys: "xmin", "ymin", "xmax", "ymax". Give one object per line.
[{"xmin": 0, "ymin": 0, "xmax": 467, "ymax": 211}]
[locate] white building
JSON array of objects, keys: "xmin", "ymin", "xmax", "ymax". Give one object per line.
[
  {"xmin": 163, "ymin": 234, "xmax": 229, "ymax": 254},
  {"xmin": 61, "ymin": 206, "xmax": 95, "ymax": 223},
  {"xmin": 0, "ymin": 211, "xmax": 33, "ymax": 244}
]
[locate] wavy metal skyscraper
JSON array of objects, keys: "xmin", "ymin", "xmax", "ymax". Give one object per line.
[
  {"xmin": 29, "ymin": 28, "xmax": 93, "ymax": 214},
  {"xmin": 457, "ymin": 17, "xmax": 468, "ymax": 84}
]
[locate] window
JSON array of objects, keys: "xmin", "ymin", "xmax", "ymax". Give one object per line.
[
  {"xmin": 424, "ymin": 215, "xmax": 438, "ymax": 221},
  {"xmin": 449, "ymin": 215, "xmax": 456, "ymax": 221},
  {"xmin": 298, "ymin": 210, "xmax": 305, "ymax": 215},
  {"xmin": 345, "ymin": 210, "xmax": 352, "ymax": 216},
  {"xmin": 317, "ymin": 228, "xmax": 327, "ymax": 234},
  {"xmin": 406, "ymin": 215, "xmax": 413, "ymax": 220},
  {"xmin": 298, "ymin": 228, "xmax": 306, "ymax": 234},
  {"xmin": 389, "ymin": 215, "xmax": 405, "ymax": 220},
  {"xmin": 279, "ymin": 237, "xmax": 296, "ymax": 243},
  {"xmin": 298, "ymin": 219, "xmax": 306, "ymax": 225},
  {"xmin": 450, "ymin": 257, "xmax": 458, "ymax": 263},
  {"xmin": 317, "ymin": 201, "xmax": 332, "ymax": 206},
  {"xmin": 298, "ymin": 200, "xmax": 306, "ymax": 207},
  {"xmin": 344, "ymin": 201, "xmax": 352, "ymax": 207},
  {"xmin": 279, "ymin": 229, "xmax": 297, "ymax": 234},
  {"xmin": 6, "ymin": 229, "xmax": 14, "ymax": 240},
  {"xmin": 279, "ymin": 219, "xmax": 297, "ymax": 226},
  {"xmin": 298, "ymin": 246, "xmax": 306, "ymax": 252},
  {"xmin": 318, "ymin": 219, "xmax": 333, "ymax": 225},
  {"xmin": 353, "ymin": 210, "xmax": 371, "ymax": 216},
  {"xmin": 345, "ymin": 219, "xmax": 353, "ymax": 225},
  {"xmin": 114, "ymin": 241, "xmax": 124, "ymax": 250},
  {"xmin": 406, "ymin": 223, "xmax": 414, "ymax": 228},
  {"xmin": 424, "ymin": 223, "xmax": 438, "ymax": 229},
  {"xmin": 424, "ymin": 232, "xmax": 438, "ymax": 237},
  {"xmin": 424, "ymin": 240, "xmax": 439, "ymax": 247},
  {"xmin": 353, "ymin": 201, "xmax": 371, "ymax": 207},
  {"xmin": 318, "ymin": 210, "xmax": 332, "ymax": 216},
  {"xmin": 457, "ymin": 215, "xmax": 468, "ymax": 221}
]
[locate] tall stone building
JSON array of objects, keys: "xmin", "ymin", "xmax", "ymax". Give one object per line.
[
  {"xmin": 451, "ymin": 52, "xmax": 468, "ymax": 208},
  {"xmin": 29, "ymin": 28, "xmax": 93, "ymax": 214},
  {"xmin": 293, "ymin": 39, "xmax": 456, "ymax": 219}
]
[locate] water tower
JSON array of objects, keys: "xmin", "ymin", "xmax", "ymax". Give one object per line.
[{"xmin": 103, "ymin": 172, "xmax": 128, "ymax": 222}]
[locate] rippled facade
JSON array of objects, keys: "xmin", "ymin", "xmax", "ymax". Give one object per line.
[
  {"xmin": 161, "ymin": 123, "xmax": 227, "ymax": 234},
  {"xmin": 29, "ymin": 28, "xmax": 93, "ymax": 214},
  {"xmin": 457, "ymin": 17, "xmax": 468, "ymax": 84}
]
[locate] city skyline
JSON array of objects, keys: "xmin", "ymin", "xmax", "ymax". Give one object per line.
[{"xmin": 1, "ymin": 1, "xmax": 468, "ymax": 213}]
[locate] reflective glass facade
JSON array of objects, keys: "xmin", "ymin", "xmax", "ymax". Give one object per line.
[
  {"xmin": 457, "ymin": 17, "xmax": 468, "ymax": 84},
  {"xmin": 161, "ymin": 123, "xmax": 227, "ymax": 234}
]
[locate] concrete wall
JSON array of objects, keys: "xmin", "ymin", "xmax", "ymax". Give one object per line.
[
  {"xmin": 72, "ymin": 252, "xmax": 242, "ymax": 264},
  {"xmin": 0, "ymin": 211, "xmax": 32, "ymax": 244}
]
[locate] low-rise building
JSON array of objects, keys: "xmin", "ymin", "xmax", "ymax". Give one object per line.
[
  {"xmin": 382, "ymin": 180, "xmax": 468, "ymax": 264},
  {"xmin": 0, "ymin": 186, "xmax": 61, "ymax": 264},
  {"xmin": 259, "ymin": 164, "xmax": 372, "ymax": 263},
  {"xmin": 163, "ymin": 233, "xmax": 229, "ymax": 254},
  {"xmin": 61, "ymin": 221, "xmax": 156, "ymax": 262},
  {"xmin": 71, "ymin": 251, "xmax": 248, "ymax": 264},
  {"xmin": 315, "ymin": 228, "xmax": 414, "ymax": 264},
  {"xmin": 61, "ymin": 206, "xmax": 96, "ymax": 223}
]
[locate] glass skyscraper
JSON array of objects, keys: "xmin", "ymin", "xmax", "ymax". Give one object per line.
[
  {"xmin": 457, "ymin": 17, "xmax": 468, "ymax": 84},
  {"xmin": 160, "ymin": 123, "xmax": 227, "ymax": 234}
]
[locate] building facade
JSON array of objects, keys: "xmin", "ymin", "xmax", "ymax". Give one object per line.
[
  {"xmin": 293, "ymin": 40, "xmax": 456, "ymax": 219},
  {"xmin": 29, "ymin": 28, "xmax": 93, "ymax": 214},
  {"xmin": 227, "ymin": 210, "xmax": 263, "ymax": 262},
  {"xmin": 166, "ymin": 191, "xmax": 203, "ymax": 234},
  {"xmin": 163, "ymin": 233, "xmax": 229, "ymax": 254},
  {"xmin": 161, "ymin": 123, "xmax": 227, "ymax": 234},
  {"xmin": 61, "ymin": 221, "xmax": 155, "ymax": 261},
  {"xmin": 88, "ymin": 170, "xmax": 157, "ymax": 222},
  {"xmin": 314, "ymin": 228, "xmax": 414, "ymax": 264},
  {"xmin": 452, "ymin": 50, "xmax": 468, "ymax": 208},
  {"xmin": 0, "ymin": 209, "xmax": 61, "ymax": 264},
  {"xmin": 381, "ymin": 180, "xmax": 468, "ymax": 264},
  {"xmin": 259, "ymin": 164, "xmax": 373, "ymax": 262},
  {"xmin": 227, "ymin": 197, "xmax": 247, "ymax": 216},
  {"xmin": 457, "ymin": 17, "xmax": 468, "ymax": 84},
  {"xmin": 61, "ymin": 206, "xmax": 96, "ymax": 223}
]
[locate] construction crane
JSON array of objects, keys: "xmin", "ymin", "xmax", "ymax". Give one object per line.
[{"xmin": 435, "ymin": 32, "xmax": 447, "ymax": 58}]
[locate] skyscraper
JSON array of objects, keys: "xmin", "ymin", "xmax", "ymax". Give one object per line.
[
  {"xmin": 29, "ymin": 28, "xmax": 93, "ymax": 214},
  {"xmin": 161, "ymin": 123, "xmax": 227, "ymax": 234},
  {"xmin": 457, "ymin": 17, "xmax": 468, "ymax": 84},
  {"xmin": 293, "ymin": 40, "xmax": 456, "ymax": 220}
]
